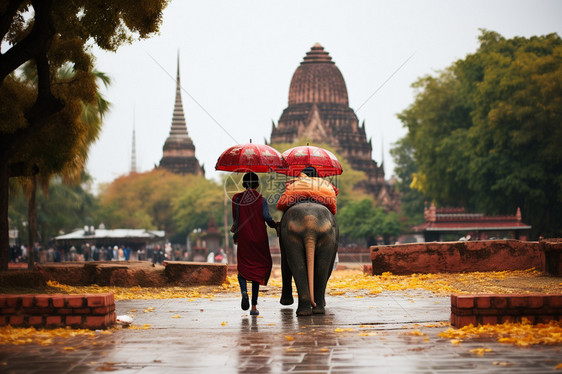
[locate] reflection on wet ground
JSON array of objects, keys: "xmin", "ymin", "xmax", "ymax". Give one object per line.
[{"xmin": 1, "ymin": 292, "xmax": 560, "ymax": 373}]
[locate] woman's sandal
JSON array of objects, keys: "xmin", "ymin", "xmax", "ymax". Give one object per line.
[{"xmin": 250, "ymin": 310, "xmax": 259, "ymax": 316}]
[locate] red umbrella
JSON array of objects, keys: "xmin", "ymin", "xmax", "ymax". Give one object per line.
[
  {"xmin": 215, "ymin": 142, "xmax": 287, "ymax": 173},
  {"xmin": 278, "ymin": 145, "xmax": 343, "ymax": 177}
]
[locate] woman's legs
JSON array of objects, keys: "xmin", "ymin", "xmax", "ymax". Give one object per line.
[
  {"xmin": 238, "ymin": 273, "xmax": 249, "ymax": 310},
  {"xmin": 239, "ymin": 274, "xmax": 260, "ymax": 314},
  {"xmin": 251, "ymin": 281, "xmax": 259, "ymax": 307}
]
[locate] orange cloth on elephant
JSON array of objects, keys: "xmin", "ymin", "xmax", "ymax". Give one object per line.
[{"xmin": 276, "ymin": 174, "xmax": 338, "ymax": 215}]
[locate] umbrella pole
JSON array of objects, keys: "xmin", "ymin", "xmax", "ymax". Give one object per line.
[{"xmin": 223, "ymin": 193, "xmax": 232, "ymax": 264}]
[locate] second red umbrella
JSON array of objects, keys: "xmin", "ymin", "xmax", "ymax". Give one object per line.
[{"xmin": 279, "ymin": 145, "xmax": 343, "ymax": 177}]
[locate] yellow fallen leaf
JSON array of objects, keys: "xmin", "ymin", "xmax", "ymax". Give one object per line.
[
  {"xmin": 221, "ymin": 321, "xmax": 227, "ymax": 326},
  {"xmin": 555, "ymin": 363, "xmax": 562, "ymax": 370},
  {"xmin": 407, "ymin": 330, "xmax": 425, "ymax": 336},
  {"xmin": 172, "ymin": 315, "xmax": 181, "ymax": 318},
  {"xmin": 334, "ymin": 328, "xmax": 344, "ymax": 333},
  {"xmin": 286, "ymin": 348, "xmax": 295, "ymax": 352},
  {"xmin": 493, "ymin": 362, "xmax": 513, "ymax": 367},
  {"xmin": 285, "ymin": 336, "xmax": 294, "ymax": 341},
  {"xmin": 469, "ymin": 348, "xmax": 492, "ymax": 356},
  {"xmin": 62, "ymin": 347, "xmax": 75, "ymax": 351},
  {"xmin": 450, "ymin": 339, "xmax": 462, "ymax": 345},
  {"xmin": 141, "ymin": 324, "xmax": 151, "ymax": 329}
]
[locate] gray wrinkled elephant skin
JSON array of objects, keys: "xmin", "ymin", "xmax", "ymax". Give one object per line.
[{"xmin": 279, "ymin": 202, "xmax": 339, "ymax": 316}]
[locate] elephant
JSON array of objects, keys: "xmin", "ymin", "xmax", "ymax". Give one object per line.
[{"xmin": 279, "ymin": 202, "xmax": 339, "ymax": 316}]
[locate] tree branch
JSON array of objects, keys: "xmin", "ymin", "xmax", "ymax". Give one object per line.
[
  {"xmin": 1, "ymin": 0, "xmax": 63, "ymax": 158},
  {"xmin": 0, "ymin": 0, "xmax": 24, "ymax": 47},
  {"xmin": 0, "ymin": 0, "xmax": 54, "ymax": 84}
]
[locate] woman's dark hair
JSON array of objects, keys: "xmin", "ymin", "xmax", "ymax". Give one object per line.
[
  {"xmin": 302, "ymin": 166, "xmax": 318, "ymax": 178},
  {"xmin": 242, "ymin": 172, "xmax": 259, "ymax": 189}
]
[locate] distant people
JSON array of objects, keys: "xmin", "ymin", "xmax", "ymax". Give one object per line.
[
  {"xmin": 105, "ymin": 246, "xmax": 113, "ymax": 261},
  {"xmin": 99, "ymin": 246, "xmax": 106, "ymax": 261},
  {"xmin": 83, "ymin": 244, "xmax": 91, "ymax": 261},
  {"xmin": 123, "ymin": 246, "xmax": 131, "ymax": 261},
  {"xmin": 69, "ymin": 246, "xmax": 78, "ymax": 261},
  {"xmin": 47, "ymin": 248, "xmax": 55, "ymax": 262},
  {"xmin": 118, "ymin": 246, "xmax": 124, "ymax": 261},
  {"xmin": 215, "ymin": 248, "xmax": 227, "ymax": 264},
  {"xmin": 113, "ymin": 246, "xmax": 119, "ymax": 260},
  {"xmin": 92, "ymin": 245, "xmax": 99, "ymax": 261},
  {"xmin": 165, "ymin": 243, "xmax": 172, "ymax": 260},
  {"xmin": 207, "ymin": 251, "xmax": 215, "ymax": 263},
  {"xmin": 54, "ymin": 249, "xmax": 62, "ymax": 262}
]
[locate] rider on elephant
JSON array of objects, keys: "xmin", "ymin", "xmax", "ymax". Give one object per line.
[{"xmin": 277, "ymin": 166, "xmax": 339, "ymax": 215}]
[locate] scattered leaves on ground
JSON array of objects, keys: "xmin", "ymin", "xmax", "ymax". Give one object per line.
[
  {"xmin": 439, "ymin": 319, "xmax": 562, "ymax": 346},
  {"xmin": 0, "ymin": 325, "xmax": 104, "ymax": 346}
]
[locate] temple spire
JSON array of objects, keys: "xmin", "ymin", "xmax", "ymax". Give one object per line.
[
  {"xmin": 158, "ymin": 50, "xmax": 204, "ymax": 176},
  {"xmin": 170, "ymin": 50, "xmax": 189, "ymax": 137},
  {"xmin": 130, "ymin": 111, "xmax": 137, "ymax": 174}
]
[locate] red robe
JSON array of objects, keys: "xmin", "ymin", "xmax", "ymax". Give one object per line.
[{"xmin": 232, "ymin": 189, "xmax": 272, "ymax": 285}]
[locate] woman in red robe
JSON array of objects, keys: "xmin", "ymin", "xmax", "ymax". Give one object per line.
[{"xmin": 232, "ymin": 172, "xmax": 278, "ymax": 315}]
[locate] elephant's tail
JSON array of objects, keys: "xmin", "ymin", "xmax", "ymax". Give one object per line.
[{"xmin": 304, "ymin": 235, "xmax": 316, "ymax": 308}]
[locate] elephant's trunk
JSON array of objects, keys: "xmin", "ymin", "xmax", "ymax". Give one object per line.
[{"xmin": 304, "ymin": 235, "xmax": 316, "ymax": 308}]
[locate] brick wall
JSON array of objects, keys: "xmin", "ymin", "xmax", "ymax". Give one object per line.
[
  {"xmin": 369, "ymin": 240, "xmax": 543, "ymax": 275},
  {"xmin": 163, "ymin": 261, "xmax": 227, "ymax": 285},
  {"xmin": 0, "ymin": 293, "xmax": 115, "ymax": 329},
  {"xmin": 450, "ymin": 294, "xmax": 562, "ymax": 328}
]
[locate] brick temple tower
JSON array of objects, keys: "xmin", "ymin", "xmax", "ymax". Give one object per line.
[
  {"xmin": 270, "ymin": 44, "xmax": 397, "ymax": 207},
  {"xmin": 159, "ymin": 54, "xmax": 204, "ymax": 176}
]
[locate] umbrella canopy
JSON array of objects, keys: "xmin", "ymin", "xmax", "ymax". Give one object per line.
[
  {"xmin": 278, "ymin": 145, "xmax": 343, "ymax": 177},
  {"xmin": 215, "ymin": 143, "xmax": 287, "ymax": 173}
]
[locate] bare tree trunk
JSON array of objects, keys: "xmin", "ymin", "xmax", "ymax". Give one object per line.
[
  {"xmin": 0, "ymin": 157, "xmax": 9, "ymax": 271},
  {"xmin": 27, "ymin": 175, "xmax": 37, "ymax": 270}
]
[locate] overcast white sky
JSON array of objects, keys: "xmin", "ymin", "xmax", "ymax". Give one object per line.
[{"xmin": 87, "ymin": 0, "xmax": 562, "ymax": 191}]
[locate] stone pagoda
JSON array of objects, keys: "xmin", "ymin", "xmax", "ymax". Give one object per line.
[
  {"xmin": 270, "ymin": 43, "xmax": 397, "ymax": 207},
  {"xmin": 159, "ymin": 55, "xmax": 204, "ymax": 176}
]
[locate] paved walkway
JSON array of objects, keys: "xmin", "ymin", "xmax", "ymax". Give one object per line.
[{"xmin": 1, "ymin": 291, "xmax": 560, "ymax": 373}]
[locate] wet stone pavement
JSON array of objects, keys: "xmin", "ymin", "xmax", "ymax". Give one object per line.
[{"xmin": 1, "ymin": 291, "xmax": 561, "ymax": 373}]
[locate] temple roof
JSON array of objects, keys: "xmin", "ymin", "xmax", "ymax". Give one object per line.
[{"xmin": 288, "ymin": 44, "xmax": 349, "ymax": 106}]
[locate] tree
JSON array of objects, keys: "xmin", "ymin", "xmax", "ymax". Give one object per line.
[
  {"xmin": 338, "ymin": 199, "xmax": 401, "ymax": 245},
  {"xmin": 397, "ymin": 30, "xmax": 562, "ymax": 238},
  {"xmin": 0, "ymin": 0, "xmax": 169, "ymax": 270},
  {"xmin": 8, "ymin": 175, "xmax": 98, "ymax": 248},
  {"xmin": 389, "ymin": 137, "xmax": 425, "ymax": 225},
  {"xmin": 97, "ymin": 169, "xmax": 224, "ymax": 243},
  {"xmin": 15, "ymin": 65, "xmax": 111, "ymax": 269},
  {"xmin": 172, "ymin": 177, "xmax": 223, "ymax": 243}
]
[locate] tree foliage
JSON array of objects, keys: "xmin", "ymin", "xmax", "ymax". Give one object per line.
[
  {"xmin": 338, "ymin": 199, "xmax": 401, "ymax": 245},
  {"xmin": 0, "ymin": 0, "xmax": 169, "ymax": 269},
  {"xmin": 8, "ymin": 176, "xmax": 98, "ymax": 245},
  {"xmin": 396, "ymin": 30, "xmax": 562, "ymax": 237},
  {"xmin": 389, "ymin": 137, "xmax": 425, "ymax": 225},
  {"xmin": 97, "ymin": 170, "xmax": 224, "ymax": 243}
]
